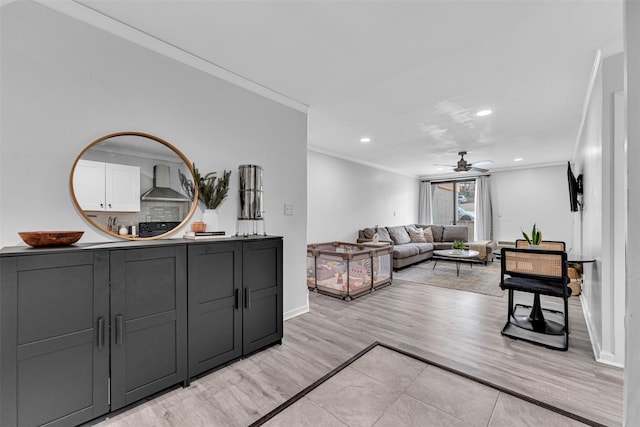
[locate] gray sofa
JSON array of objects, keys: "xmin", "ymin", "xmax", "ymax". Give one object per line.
[{"xmin": 357, "ymin": 224, "xmax": 496, "ymax": 270}]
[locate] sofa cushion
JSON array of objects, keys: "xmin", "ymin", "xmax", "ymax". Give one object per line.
[
  {"xmin": 423, "ymin": 227, "xmax": 434, "ymax": 243},
  {"xmin": 388, "ymin": 226, "xmax": 411, "ymax": 245},
  {"xmin": 392, "ymin": 244, "xmax": 419, "ymax": 259},
  {"xmin": 442, "ymin": 225, "xmax": 469, "ymax": 242},
  {"xmin": 407, "ymin": 226, "xmax": 426, "ymax": 243},
  {"xmin": 417, "ymin": 224, "xmax": 444, "ymax": 242},
  {"xmin": 361, "ymin": 227, "xmax": 391, "ymax": 242},
  {"xmin": 413, "ymin": 242, "xmax": 434, "ymax": 254}
]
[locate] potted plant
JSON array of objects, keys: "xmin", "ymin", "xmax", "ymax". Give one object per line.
[
  {"xmin": 193, "ymin": 163, "xmax": 231, "ymax": 231},
  {"xmin": 373, "ymin": 224, "xmax": 380, "ymax": 242},
  {"xmin": 522, "ymin": 223, "xmax": 542, "ymax": 248},
  {"xmin": 452, "ymin": 240, "xmax": 465, "ymax": 254}
]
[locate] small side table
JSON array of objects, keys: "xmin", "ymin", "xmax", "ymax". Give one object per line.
[{"xmin": 567, "ymin": 257, "xmax": 595, "ymax": 296}]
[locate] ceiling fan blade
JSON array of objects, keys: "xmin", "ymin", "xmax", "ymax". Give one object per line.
[
  {"xmin": 434, "ymin": 163, "xmax": 456, "ymax": 167},
  {"xmin": 470, "ymin": 160, "xmax": 493, "ymax": 167},
  {"xmin": 470, "ymin": 167, "xmax": 489, "ymax": 173}
]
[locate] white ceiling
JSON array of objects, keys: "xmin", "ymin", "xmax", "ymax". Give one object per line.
[{"xmin": 70, "ymin": 0, "xmax": 623, "ymax": 177}]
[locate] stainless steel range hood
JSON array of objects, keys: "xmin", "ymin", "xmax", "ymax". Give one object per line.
[{"xmin": 140, "ymin": 165, "xmax": 190, "ymax": 202}]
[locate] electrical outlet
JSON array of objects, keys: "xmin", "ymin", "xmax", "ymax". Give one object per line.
[{"xmin": 284, "ymin": 203, "xmax": 294, "ymax": 216}]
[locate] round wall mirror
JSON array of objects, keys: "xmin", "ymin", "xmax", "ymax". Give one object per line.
[{"xmin": 70, "ymin": 131, "xmax": 198, "ymax": 240}]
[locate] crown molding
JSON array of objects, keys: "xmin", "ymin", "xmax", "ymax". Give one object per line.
[
  {"xmin": 33, "ymin": 0, "xmax": 309, "ymax": 114},
  {"xmin": 307, "ymin": 145, "xmax": 419, "ymax": 179}
]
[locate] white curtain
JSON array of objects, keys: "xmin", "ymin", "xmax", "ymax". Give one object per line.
[
  {"xmin": 475, "ymin": 176, "xmax": 492, "ymax": 240},
  {"xmin": 418, "ymin": 181, "xmax": 433, "ymax": 225}
]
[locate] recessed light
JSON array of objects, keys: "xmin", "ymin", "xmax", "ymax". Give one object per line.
[
  {"xmin": 476, "ymin": 110, "xmax": 492, "ymax": 117},
  {"xmin": 514, "ymin": 158, "xmax": 523, "ymax": 162},
  {"xmin": 360, "ymin": 137, "xmax": 371, "ymax": 143}
]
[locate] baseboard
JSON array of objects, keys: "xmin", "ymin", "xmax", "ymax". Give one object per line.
[
  {"xmin": 597, "ymin": 351, "xmax": 624, "ymax": 368},
  {"xmin": 284, "ymin": 302, "xmax": 309, "ymax": 321},
  {"xmin": 580, "ymin": 294, "xmax": 624, "ymax": 368},
  {"xmin": 580, "ymin": 294, "xmax": 602, "ymax": 361}
]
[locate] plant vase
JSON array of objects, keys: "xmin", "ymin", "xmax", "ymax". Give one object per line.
[
  {"xmin": 202, "ymin": 208, "xmax": 219, "ymax": 232},
  {"xmin": 372, "ymin": 232, "xmax": 379, "ymax": 243},
  {"xmin": 451, "ymin": 249, "xmax": 462, "ymax": 254},
  {"xmin": 529, "ymin": 244, "xmax": 541, "ymax": 250}
]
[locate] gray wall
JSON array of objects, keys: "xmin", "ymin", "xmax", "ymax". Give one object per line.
[
  {"xmin": 625, "ymin": 1, "xmax": 640, "ymax": 424},
  {"xmin": 0, "ymin": 1, "xmax": 309, "ymax": 319},
  {"xmin": 307, "ymin": 150, "xmax": 420, "ymax": 243},
  {"xmin": 574, "ymin": 52, "xmax": 625, "ymax": 367},
  {"xmin": 490, "ymin": 165, "xmax": 574, "ymax": 245}
]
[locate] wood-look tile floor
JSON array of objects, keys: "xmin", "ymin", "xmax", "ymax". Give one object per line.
[
  {"xmin": 92, "ymin": 272, "xmax": 623, "ymax": 427},
  {"xmin": 261, "ymin": 345, "xmax": 591, "ymax": 427}
]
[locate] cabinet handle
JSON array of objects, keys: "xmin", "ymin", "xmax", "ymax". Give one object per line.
[
  {"xmin": 100, "ymin": 203, "xmax": 104, "ymax": 208},
  {"xmin": 235, "ymin": 288, "xmax": 240, "ymax": 310},
  {"xmin": 108, "ymin": 203, "xmax": 112, "ymax": 208},
  {"xmin": 115, "ymin": 315, "xmax": 124, "ymax": 345},
  {"xmin": 245, "ymin": 288, "xmax": 251, "ymax": 309},
  {"xmin": 97, "ymin": 317, "xmax": 105, "ymax": 350}
]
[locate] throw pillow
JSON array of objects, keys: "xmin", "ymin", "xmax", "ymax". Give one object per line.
[
  {"xmin": 377, "ymin": 227, "xmax": 392, "ymax": 242},
  {"xmin": 361, "ymin": 228, "xmax": 376, "ymax": 239},
  {"xmin": 442, "ymin": 225, "xmax": 469, "ymax": 242},
  {"xmin": 423, "ymin": 227, "xmax": 434, "ymax": 243},
  {"xmin": 387, "ymin": 226, "xmax": 411, "ymax": 245},
  {"xmin": 408, "ymin": 226, "xmax": 426, "ymax": 243}
]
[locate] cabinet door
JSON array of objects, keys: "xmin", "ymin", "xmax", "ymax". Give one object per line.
[
  {"xmin": 73, "ymin": 159, "xmax": 106, "ymax": 211},
  {"xmin": 109, "ymin": 246, "xmax": 187, "ymax": 411},
  {"xmin": 242, "ymin": 239, "xmax": 283, "ymax": 355},
  {"xmin": 187, "ymin": 242, "xmax": 243, "ymax": 377},
  {"xmin": 105, "ymin": 163, "xmax": 140, "ymax": 212},
  {"xmin": 0, "ymin": 251, "xmax": 110, "ymax": 427}
]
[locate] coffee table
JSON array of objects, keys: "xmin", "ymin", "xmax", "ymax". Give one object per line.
[{"xmin": 432, "ymin": 249, "xmax": 481, "ymax": 276}]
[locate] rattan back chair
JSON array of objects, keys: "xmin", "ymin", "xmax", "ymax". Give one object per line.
[{"xmin": 499, "ymin": 246, "xmax": 570, "ymax": 351}]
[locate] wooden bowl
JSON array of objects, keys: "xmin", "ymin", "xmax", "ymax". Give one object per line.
[{"xmin": 18, "ymin": 231, "xmax": 84, "ymax": 247}]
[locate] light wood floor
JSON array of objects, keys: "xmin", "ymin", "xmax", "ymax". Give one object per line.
[{"xmin": 94, "ymin": 276, "xmax": 623, "ymax": 427}]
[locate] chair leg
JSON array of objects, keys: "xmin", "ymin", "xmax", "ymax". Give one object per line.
[
  {"xmin": 507, "ymin": 289, "xmax": 514, "ymax": 320},
  {"xmin": 563, "ymin": 296, "xmax": 570, "ymax": 350},
  {"xmin": 501, "ymin": 289, "xmax": 515, "ymax": 336},
  {"xmin": 564, "ymin": 296, "xmax": 570, "ymax": 334}
]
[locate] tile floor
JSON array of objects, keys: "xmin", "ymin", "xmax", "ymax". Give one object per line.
[{"xmin": 260, "ymin": 345, "xmax": 590, "ymax": 427}]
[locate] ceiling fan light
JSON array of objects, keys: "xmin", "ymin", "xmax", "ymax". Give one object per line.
[
  {"xmin": 360, "ymin": 137, "xmax": 371, "ymax": 143},
  {"xmin": 476, "ymin": 109, "xmax": 492, "ymax": 117}
]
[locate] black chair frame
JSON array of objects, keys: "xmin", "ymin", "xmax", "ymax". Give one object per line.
[{"xmin": 500, "ymin": 247, "xmax": 571, "ymax": 351}]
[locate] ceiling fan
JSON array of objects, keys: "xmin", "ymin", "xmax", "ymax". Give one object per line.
[{"xmin": 439, "ymin": 151, "xmax": 493, "ymax": 173}]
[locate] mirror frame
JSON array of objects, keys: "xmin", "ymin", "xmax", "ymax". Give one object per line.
[{"xmin": 70, "ymin": 131, "xmax": 199, "ymax": 240}]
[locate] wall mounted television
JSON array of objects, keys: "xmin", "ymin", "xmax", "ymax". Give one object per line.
[{"xmin": 567, "ymin": 162, "xmax": 583, "ymax": 212}]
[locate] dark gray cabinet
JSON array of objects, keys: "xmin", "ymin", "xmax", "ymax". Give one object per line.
[
  {"xmin": 109, "ymin": 246, "xmax": 187, "ymax": 410},
  {"xmin": 242, "ymin": 239, "xmax": 283, "ymax": 355},
  {"xmin": 1, "ymin": 237, "xmax": 281, "ymax": 426},
  {"xmin": 187, "ymin": 238, "xmax": 283, "ymax": 378},
  {"xmin": 0, "ymin": 251, "xmax": 110, "ymax": 427},
  {"xmin": 188, "ymin": 241, "xmax": 243, "ymax": 376}
]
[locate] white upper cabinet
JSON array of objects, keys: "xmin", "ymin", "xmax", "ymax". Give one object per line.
[
  {"xmin": 73, "ymin": 159, "xmax": 106, "ymax": 211},
  {"xmin": 105, "ymin": 163, "xmax": 141, "ymax": 212},
  {"xmin": 74, "ymin": 159, "xmax": 140, "ymax": 212}
]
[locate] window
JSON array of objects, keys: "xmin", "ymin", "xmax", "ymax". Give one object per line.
[{"xmin": 431, "ymin": 180, "xmax": 476, "ymax": 234}]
